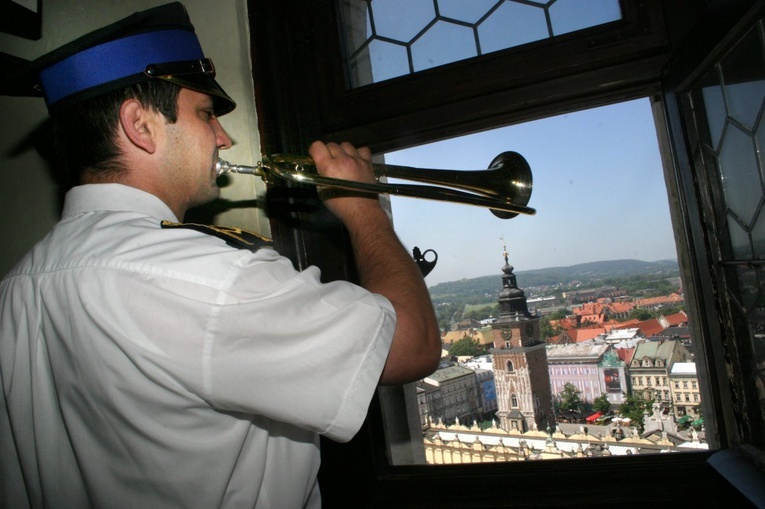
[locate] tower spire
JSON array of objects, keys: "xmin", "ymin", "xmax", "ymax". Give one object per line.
[{"xmin": 496, "ymin": 236, "xmax": 530, "ymax": 320}]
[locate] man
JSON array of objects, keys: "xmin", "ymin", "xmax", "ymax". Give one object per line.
[{"xmin": 0, "ymin": 3, "xmax": 440, "ymax": 508}]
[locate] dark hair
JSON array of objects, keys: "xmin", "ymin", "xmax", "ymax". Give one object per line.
[{"xmin": 53, "ymin": 79, "xmax": 181, "ymax": 186}]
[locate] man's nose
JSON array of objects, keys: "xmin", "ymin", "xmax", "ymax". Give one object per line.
[{"xmin": 214, "ymin": 118, "xmax": 233, "ymax": 149}]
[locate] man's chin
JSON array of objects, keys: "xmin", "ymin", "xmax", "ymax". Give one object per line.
[
  {"xmin": 195, "ymin": 185, "xmax": 221, "ymax": 206},
  {"xmin": 207, "ymin": 185, "xmax": 222, "ymax": 202}
]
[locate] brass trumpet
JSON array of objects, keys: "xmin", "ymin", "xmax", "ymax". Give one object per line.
[{"xmin": 216, "ymin": 151, "xmax": 535, "ymax": 219}]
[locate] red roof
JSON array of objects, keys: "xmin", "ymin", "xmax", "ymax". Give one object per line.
[{"xmin": 664, "ymin": 310, "xmax": 688, "ymax": 326}]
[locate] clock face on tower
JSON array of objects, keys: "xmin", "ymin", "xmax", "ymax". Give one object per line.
[{"xmin": 501, "ymin": 327, "xmax": 513, "ymax": 341}]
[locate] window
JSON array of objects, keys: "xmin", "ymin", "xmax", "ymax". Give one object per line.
[
  {"xmin": 666, "ymin": 6, "xmax": 765, "ymax": 459},
  {"xmin": 384, "ymin": 96, "xmax": 682, "ymax": 456},
  {"xmin": 338, "ymin": 0, "xmax": 623, "ymax": 87},
  {"xmin": 250, "ymin": 0, "xmax": 764, "ymax": 505}
]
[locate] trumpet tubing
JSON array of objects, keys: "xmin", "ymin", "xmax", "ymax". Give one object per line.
[{"xmin": 216, "ymin": 151, "xmax": 535, "ymax": 219}]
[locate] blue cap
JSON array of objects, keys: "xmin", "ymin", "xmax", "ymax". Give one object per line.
[{"xmin": 1, "ymin": 2, "xmax": 236, "ymax": 115}]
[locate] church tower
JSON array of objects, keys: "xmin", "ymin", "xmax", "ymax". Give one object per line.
[{"xmin": 491, "ymin": 240, "xmax": 554, "ymax": 433}]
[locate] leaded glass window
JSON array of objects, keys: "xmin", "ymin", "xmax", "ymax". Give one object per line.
[
  {"xmin": 693, "ymin": 19, "xmax": 765, "ymax": 442},
  {"xmin": 338, "ymin": 0, "xmax": 622, "ymax": 87}
]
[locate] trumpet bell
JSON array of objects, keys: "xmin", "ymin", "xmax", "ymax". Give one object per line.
[{"xmin": 489, "ymin": 152, "xmax": 533, "ymax": 219}]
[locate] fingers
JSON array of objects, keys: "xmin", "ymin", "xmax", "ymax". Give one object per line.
[
  {"xmin": 308, "ymin": 141, "xmax": 374, "ymax": 183},
  {"xmin": 357, "ymin": 145, "xmax": 372, "ymax": 161},
  {"xmin": 310, "ymin": 141, "xmax": 370, "ymax": 164},
  {"xmin": 307, "ymin": 141, "xmax": 382, "ymax": 222},
  {"xmin": 308, "ymin": 140, "xmax": 331, "ymax": 163}
]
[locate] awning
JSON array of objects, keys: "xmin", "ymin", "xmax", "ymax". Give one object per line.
[{"xmin": 585, "ymin": 411, "xmax": 603, "ymax": 423}]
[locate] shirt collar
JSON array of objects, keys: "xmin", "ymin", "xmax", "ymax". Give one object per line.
[{"xmin": 62, "ymin": 184, "xmax": 180, "ymax": 222}]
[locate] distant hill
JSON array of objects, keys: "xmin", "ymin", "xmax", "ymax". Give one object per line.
[{"xmin": 428, "ymin": 259, "xmax": 679, "ymax": 303}]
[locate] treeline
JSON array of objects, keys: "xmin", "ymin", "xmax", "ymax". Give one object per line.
[{"xmin": 431, "ymin": 259, "xmax": 681, "ymax": 332}]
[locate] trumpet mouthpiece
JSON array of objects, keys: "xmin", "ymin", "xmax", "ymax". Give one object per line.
[
  {"xmin": 215, "ymin": 159, "xmax": 260, "ymax": 176},
  {"xmin": 215, "ymin": 159, "xmax": 228, "ymax": 176}
]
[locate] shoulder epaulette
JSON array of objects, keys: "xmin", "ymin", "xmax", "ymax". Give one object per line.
[{"xmin": 161, "ymin": 220, "xmax": 272, "ymax": 251}]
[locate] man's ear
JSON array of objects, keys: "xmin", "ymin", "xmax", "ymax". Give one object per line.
[{"xmin": 119, "ymin": 99, "xmax": 160, "ymax": 154}]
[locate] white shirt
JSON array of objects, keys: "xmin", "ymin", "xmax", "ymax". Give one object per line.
[{"xmin": 0, "ymin": 184, "xmax": 396, "ymax": 509}]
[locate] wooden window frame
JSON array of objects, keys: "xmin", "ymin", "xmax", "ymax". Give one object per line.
[{"xmin": 247, "ymin": 0, "xmax": 763, "ymax": 506}]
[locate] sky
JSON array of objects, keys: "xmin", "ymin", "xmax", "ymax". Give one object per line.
[{"xmin": 384, "ymin": 98, "xmax": 678, "ymax": 287}]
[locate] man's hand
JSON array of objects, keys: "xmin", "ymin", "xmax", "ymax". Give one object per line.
[{"xmin": 308, "ymin": 141, "xmax": 381, "ymax": 222}]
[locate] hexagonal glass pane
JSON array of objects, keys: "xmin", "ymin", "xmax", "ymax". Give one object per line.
[
  {"xmin": 371, "ymin": 0, "xmax": 435, "ymax": 43},
  {"xmin": 734, "ymin": 265, "xmax": 761, "ymax": 313},
  {"xmin": 753, "ymin": 210, "xmax": 765, "ymax": 259},
  {"xmin": 478, "ymin": 2, "xmax": 548, "ymax": 54},
  {"xmin": 367, "ymin": 39, "xmax": 411, "ymax": 84},
  {"xmin": 720, "ymin": 26, "xmax": 765, "ymax": 131},
  {"xmin": 718, "ymin": 123, "xmax": 763, "ymax": 226},
  {"xmin": 412, "ymin": 21, "xmax": 477, "ymax": 72},
  {"xmin": 728, "ymin": 214, "xmax": 753, "ymax": 260},
  {"xmin": 549, "ymin": 0, "xmax": 621, "ymax": 36},
  {"xmin": 757, "ymin": 113, "xmax": 765, "ymax": 174},
  {"xmin": 699, "ymin": 69, "xmax": 726, "ymax": 151},
  {"xmin": 438, "ymin": 0, "xmax": 501, "ymax": 24},
  {"xmin": 338, "ymin": 0, "xmax": 624, "ymax": 87}
]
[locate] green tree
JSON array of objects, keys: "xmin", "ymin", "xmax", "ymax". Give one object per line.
[
  {"xmin": 539, "ymin": 316, "xmax": 562, "ymax": 341},
  {"xmin": 628, "ymin": 308, "xmax": 655, "ymax": 321},
  {"xmin": 448, "ymin": 335, "xmax": 482, "ymax": 357},
  {"xmin": 548, "ymin": 309, "xmax": 569, "ymax": 320},
  {"xmin": 463, "ymin": 305, "xmax": 496, "ymax": 321},
  {"xmin": 557, "ymin": 382, "xmax": 582, "ymax": 413},
  {"xmin": 593, "ymin": 394, "xmax": 612, "ymax": 414},
  {"xmin": 660, "ymin": 304, "xmax": 686, "ymax": 316},
  {"xmin": 618, "ymin": 393, "xmax": 653, "ymax": 432}
]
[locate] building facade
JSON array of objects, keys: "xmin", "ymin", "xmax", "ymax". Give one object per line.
[
  {"xmin": 546, "ymin": 342, "xmax": 627, "ymax": 408},
  {"xmin": 669, "ymin": 362, "xmax": 701, "ymax": 419},
  {"xmin": 420, "ymin": 364, "xmax": 482, "ymax": 426},
  {"xmin": 629, "ymin": 339, "xmax": 693, "ymax": 407}
]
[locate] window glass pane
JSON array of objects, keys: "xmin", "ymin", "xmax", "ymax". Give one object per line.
[
  {"xmin": 718, "ymin": 123, "xmax": 761, "ymax": 226},
  {"xmin": 338, "ymin": 0, "xmax": 622, "ymax": 87},
  {"xmin": 693, "ymin": 20, "xmax": 765, "ymax": 443},
  {"xmin": 753, "ymin": 212, "xmax": 765, "ymax": 259},
  {"xmin": 728, "ymin": 217, "xmax": 753, "ymax": 260},
  {"xmin": 478, "ymin": 2, "xmax": 549, "ymax": 54},
  {"xmin": 411, "ymin": 20, "xmax": 477, "ymax": 73},
  {"xmin": 438, "ymin": 0, "xmax": 499, "ymax": 24},
  {"xmin": 699, "ymin": 69, "xmax": 726, "ymax": 151},
  {"xmin": 374, "ymin": 0, "xmax": 434, "ymax": 41},
  {"xmin": 720, "ymin": 27, "xmax": 765, "ymax": 131},
  {"xmin": 549, "ymin": 0, "xmax": 623, "ymax": 36},
  {"xmin": 381, "ymin": 99, "xmax": 697, "ymax": 464}
]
